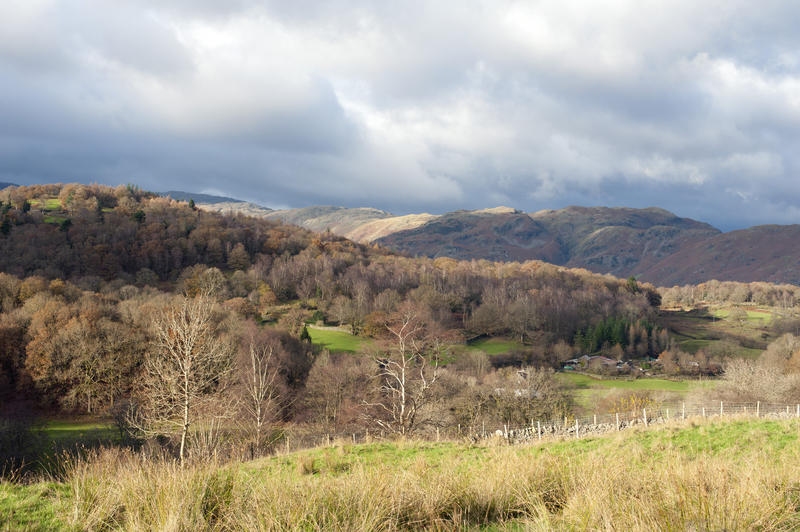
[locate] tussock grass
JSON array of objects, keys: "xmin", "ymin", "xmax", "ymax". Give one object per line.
[{"xmin": 7, "ymin": 418, "xmax": 800, "ymax": 530}]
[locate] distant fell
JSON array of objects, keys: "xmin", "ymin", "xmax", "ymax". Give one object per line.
[
  {"xmin": 639, "ymin": 225, "xmax": 800, "ymax": 285},
  {"xmin": 376, "ymin": 206, "xmax": 720, "ymax": 279},
  {"xmin": 260, "ymin": 206, "xmax": 394, "ymax": 236},
  {"xmin": 0, "ymin": 182, "xmax": 18, "ymax": 189},
  {"xmin": 157, "ymin": 192, "xmax": 800, "ymax": 286},
  {"xmin": 160, "ymin": 190, "xmax": 246, "ymax": 204}
]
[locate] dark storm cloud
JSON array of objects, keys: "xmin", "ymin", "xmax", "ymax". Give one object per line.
[{"xmin": 1, "ymin": 1, "xmax": 800, "ymax": 229}]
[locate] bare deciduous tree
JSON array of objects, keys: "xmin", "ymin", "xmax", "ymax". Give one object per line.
[
  {"xmin": 134, "ymin": 295, "xmax": 233, "ymax": 465},
  {"xmin": 365, "ymin": 307, "xmax": 444, "ymax": 436},
  {"xmin": 238, "ymin": 333, "xmax": 280, "ymax": 452}
]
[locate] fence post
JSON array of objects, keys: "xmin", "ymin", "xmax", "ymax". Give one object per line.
[
  {"xmin": 616, "ymin": 412, "xmax": 619, "ymax": 431},
  {"xmin": 537, "ymin": 420, "xmax": 541, "ymax": 441},
  {"xmin": 702, "ymin": 407, "xmax": 706, "ymax": 418},
  {"xmin": 796, "ymin": 405, "xmax": 799, "ymax": 418},
  {"xmin": 720, "ymin": 401, "xmax": 723, "ymax": 416},
  {"xmin": 504, "ymin": 424, "xmax": 508, "ymax": 440},
  {"xmin": 352, "ymin": 433, "xmax": 356, "ymax": 443},
  {"xmin": 436, "ymin": 427, "xmax": 440, "ymax": 442},
  {"xmin": 757, "ymin": 401, "xmax": 760, "ymax": 417},
  {"xmin": 482, "ymin": 422, "xmax": 486, "ymax": 438},
  {"xmin": 643, "ymin": 408, "xmax": 648, "ymax": 427},
  {"xmin": 682, "ymin": 402, "xmax": 686, "ymax": 420},
  {"xmin": 666, "ymin": 408, "xmax": 670, "ymax": 421}
]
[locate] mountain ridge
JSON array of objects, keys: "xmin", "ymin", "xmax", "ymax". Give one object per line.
[{"xmin": 168, "ymin": 189, "xmax": 800, "ymax": 286}]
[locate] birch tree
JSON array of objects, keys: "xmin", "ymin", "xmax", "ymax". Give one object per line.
[
  {"xmin": 366, "ymin": 306, "xmax": 446, "ymax": 435},
  {"xmin": 237, "ymin": 332, "xmax": 280, "ymax": 453},
  {"xmin": 135, "ymin": 295, "xmax": 233, "ymax": 465}
]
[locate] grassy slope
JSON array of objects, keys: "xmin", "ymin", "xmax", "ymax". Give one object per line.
[
  {"xmin": 307, "ymin": 327, "xmax": 370, "ymax": 353},
  {"xmin": 556, "ymin": 372, "xmax": 716, "ymax": 411},
  {"xmin": 659, "ymin": 306, "xmax": 775, "ymax": 358},
  {"xmin": 5, "ymin": 417, "xmax": 800, "ymax": 530},
  {"xmin": 307, "ymin": 327, "xmax": 524, "ymax": 356},
  {"xmin": 39, "ymin": 420, "xmax": 117, "ymax": 442}
]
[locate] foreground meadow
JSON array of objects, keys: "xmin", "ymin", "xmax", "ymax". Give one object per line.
[{"xmin": 3, "ymin": 417, "xmax": 800, "ymax": 531}]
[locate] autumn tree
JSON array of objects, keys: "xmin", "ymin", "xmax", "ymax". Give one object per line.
[{"xmin": 227, "ymin": 243, "xmax": 250, "ymax": 271}]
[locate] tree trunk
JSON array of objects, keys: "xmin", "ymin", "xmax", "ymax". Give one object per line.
[{"xmin": 180, "ymin": 381, "xmax": 189, "ymax": 466}]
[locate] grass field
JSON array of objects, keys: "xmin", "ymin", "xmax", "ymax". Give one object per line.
[
  {"xmin": 712, "ymin": 308, "xmax": 773, "ymax": 322},
  {"xmin": 659, "ymin": 307, "xmax": 773, "ymax": 358},
  {"xmin": 558, "ymin": 372, "xmax": 692, "ymax": 392},
  {"xmin": 29, "ymin": 198, "xmax": 62, "ymax": 210},
  {"xmin": 4, "ymin": 417, "xmax": 800, "ymax": 530},
  {"xmin": 38, "ymin": 420, "xmax": 117, "ymax": 444},
  {"xmin": 557, "ymin": 372, "xmax": 716, "ymax": 411},
  {"xmin": 466, "ymin": 337, "xmax": 524, "ymax": 354},
  {"xmin": 306, "ymin": 329, "xmax": 525, "ymax": 356},
  {"xmin": 307, "ymin": 327, "xmax": 370, "ymax": 353}
]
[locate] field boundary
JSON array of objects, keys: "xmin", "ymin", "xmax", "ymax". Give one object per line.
[{"xmin": 479, "ymin": 401, "xmax": 800, "ymax": 444}]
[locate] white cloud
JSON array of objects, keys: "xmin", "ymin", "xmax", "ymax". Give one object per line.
[{"xmin": 1, "ymin": 0, "xmax": 800, "ymax": 228}]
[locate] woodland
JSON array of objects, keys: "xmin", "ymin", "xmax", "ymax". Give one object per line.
[{"xmin": 1, "ymin": 183, "xmax": 799, "ymax": 466}]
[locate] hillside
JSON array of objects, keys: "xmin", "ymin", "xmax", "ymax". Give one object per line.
[
  {"xmin": 160, "ymin": 190, "xmax": 246, "ymax": 204},
  {"xmin": 260, "ymin": 206, "xmax": 394, "ymax": 236},
  {"xmin": 377, "ymin": 206, "xmax": 721, "ymax": 278},
  {"xmin": 5, "ymin": 417, "xmax": 800, "ymax": 530},
  {"xmin": 196, "ymin": 200, "xmax": 275, "ymax": 218},
  {"xmin": 0, "ymin": 182, "xmax": 18, "ymax": 190},
  {"xmin": 641, "ymin": 224, "xmax": 800, "ymax": 285},
  {"xmin": 377, "ymin": 210, "xmax": 567, "ymax": 263},
  {"xmin": 182, "ymin": 196, "xmax": 800, "ymax": 286}
]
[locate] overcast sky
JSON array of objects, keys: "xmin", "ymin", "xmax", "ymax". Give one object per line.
[{"xmin": 1, "ymin": 1, "xmax": 799, "ymax": 230}]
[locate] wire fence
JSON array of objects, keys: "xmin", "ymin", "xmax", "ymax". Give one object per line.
[
  {"xmin": 279, "ymin": 401, "xmax": 800, "ymax": 451},
  {"xmin": 474, "ymin": 401, "xmax": 800, "ymax": 444}
]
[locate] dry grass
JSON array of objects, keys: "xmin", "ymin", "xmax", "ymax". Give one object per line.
[{"xmin": 7, "ymin": 417, "xmax": 800, "ymax": 530}]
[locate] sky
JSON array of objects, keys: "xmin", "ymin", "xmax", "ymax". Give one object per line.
[{"xmin": 1, "ymin": 1, "xmax": 800, "ymax": 231}]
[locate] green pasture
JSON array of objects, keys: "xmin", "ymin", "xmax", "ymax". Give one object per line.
[
  {"xmin": 29, "ymin": 198, "xmax": 62, "ymax": 210},
  {"xmin": 307, "ymin": 327, "xmax": 370, "ymax": 353},
  {"xmin": 558, "ymin": 372, "xmax": 692, "ymax": 392},
  {"xmin": 38, "ymin": 420, "xmax": 117, "ymax": 444},
  {"xmin": 712, "ymin": 308, "xmax": 773, "ymax": 322},
  {"xmin": 557, "ymin": 372, "xmax": 716, "ymax": 411},
  {"xmin": 660, "ymin": 307, "xmax": 772, "ymax": 358}
]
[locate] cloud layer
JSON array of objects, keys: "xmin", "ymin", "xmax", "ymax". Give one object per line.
[{"xmin": 2, "ymin": 0, "xmax": 799, "ymax": 229}]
